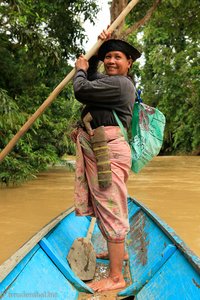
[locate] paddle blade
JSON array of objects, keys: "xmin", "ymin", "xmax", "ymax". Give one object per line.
[{"xmin": 67, "ymin": 237, "xmax": 96, "ymax": 281}]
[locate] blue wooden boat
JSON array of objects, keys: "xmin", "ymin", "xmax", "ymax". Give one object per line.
[{"xmin": 0, "ymin": 197, "xmax": 200, "ymax": 299}]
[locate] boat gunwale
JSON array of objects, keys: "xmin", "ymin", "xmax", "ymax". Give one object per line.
[
  {"xmin": 0, "ymin": 206, "xmax": 74, "ymax": 283},
  {"xmin": 130, "ymin": 197, "xmax": 200, "ymax": 274},
  {"xmin": 1, "ymin": 197, "xmax": 200, "ymax": 284}
]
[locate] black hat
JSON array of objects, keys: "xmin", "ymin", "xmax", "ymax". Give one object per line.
[{"xmin": 98, "ymin": 39, "xmax": 141, "ymax": 62}]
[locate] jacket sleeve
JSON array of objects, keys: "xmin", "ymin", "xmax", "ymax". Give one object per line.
[
  {"xmin": 87, "ymin": 56, "xmax": 103, "ymax": 80},
  {"xmin": 73, "ymin": 70, "xmax": 123, "ymax": 107}
]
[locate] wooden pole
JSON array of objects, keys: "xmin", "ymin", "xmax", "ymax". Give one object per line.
[{"xmin": 0, "ymin": 0, "xmax": 139, "ymax": 162}]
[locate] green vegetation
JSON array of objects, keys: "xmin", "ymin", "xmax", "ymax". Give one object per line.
[
  {"xmin": 0, "ymin": 0, "xmax": 199, "ymax": 185},
  {"xmin": 0, "ymin": 0, "xmax": 98, "ymax": 185},
  {"xmin": 127, "ymin": 0, "xmax": 200, "ymax": 155}
]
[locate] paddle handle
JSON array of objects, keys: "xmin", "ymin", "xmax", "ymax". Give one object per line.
[
  {"xmin": 0, "ymin": 0, "xmax": 139, "ymax": 162},
  {"xmin": 87, "ymin": 217, "xmax": 96, "ymax": 241}
]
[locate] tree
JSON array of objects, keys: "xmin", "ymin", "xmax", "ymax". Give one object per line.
[
  {"xmin": 140, "ymin": 0, "xmax": 200, "ymax": 154},
  {"xmin": 0, "ymin": 0, "xmax": 99, "ymax": 184}
]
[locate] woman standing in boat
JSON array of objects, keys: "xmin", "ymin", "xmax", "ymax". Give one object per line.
[{"xmin": 71, "ymin": 29, "xmax": 141, "ymax": 292}]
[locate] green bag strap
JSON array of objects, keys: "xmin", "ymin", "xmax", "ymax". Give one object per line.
[
  {"xmin": 113, "ymin": 89, "xmax": 141, "ymax": 141},
  {"xmin": 112, "ymin": 110, "xmax": 128, "ymax": 142},
  {"xmin": 131, "ymin": 102, "xmax": 140, "ymax": 137},
  {"xmin": 131, "ymin": 89, "xmax": 142, "ymax": 137}
]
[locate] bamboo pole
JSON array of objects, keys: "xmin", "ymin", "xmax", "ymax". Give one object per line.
[{"xmin": 0, "ymin": 0, "xmax": 139, "ymax": 162}]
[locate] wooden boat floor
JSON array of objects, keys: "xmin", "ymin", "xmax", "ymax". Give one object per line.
[{"xmin": 78, "ymin": 260, "xmax": 133, "ymax": 300}]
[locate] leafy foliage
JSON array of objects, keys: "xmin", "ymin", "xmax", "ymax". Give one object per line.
[
  {"xmin": 0, "ymin": 0, "xmax": 97, "ymax": 184},
  {"xmin": 126, "ymin": 0, "xmax": 200, "ymax": 154},
  {"xmin": 0, "ymin": 87, "xmax": 82, "ymax": 185}
]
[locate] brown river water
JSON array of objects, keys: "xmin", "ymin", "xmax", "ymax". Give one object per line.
[{"xmin": 0, "ymin": 156, "xmax": 199, "ymax": 265}]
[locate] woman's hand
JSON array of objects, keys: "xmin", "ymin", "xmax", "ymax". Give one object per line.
[
  {"xmin": 75, "ymin": 54, "xmax": 89, "ymax": 72},
  {"xmin": 91, "ymin": 27, "xmax": 111, "ymax": 57},
  {"xmin": 83, "ymin": 112, "xmax": 94, "ymax": 136},
  {"xmin": 98, "ymin": 27, "xmax": 111, "ymax": 42},
  {"xmin": 75, "ymin": 28, "xmax": 111, "ymax": 69}
]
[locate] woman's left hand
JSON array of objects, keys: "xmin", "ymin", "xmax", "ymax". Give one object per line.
[
  {"xmin": 75, "ymin": 54, "xmax": 89, "ymax": 72},
  {"xmin": 83, "ymin": 112, "xmax": 94, "ymax": 136},
  {"xmin": 98, "ymin": 27, "xmax": 111, "ymax": 41}
]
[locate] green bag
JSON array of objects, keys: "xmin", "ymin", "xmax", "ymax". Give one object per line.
[{"xmin": 113, "ymin": 93, "xmax": 166, "ymax": 173}]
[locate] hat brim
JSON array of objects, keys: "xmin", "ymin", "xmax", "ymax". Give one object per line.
[{"xmin": 98, "ymin": 39, "xmax": 141, "ymax": 62}]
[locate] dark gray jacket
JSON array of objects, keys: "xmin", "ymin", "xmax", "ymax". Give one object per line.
[{"xmin": 73, "ymin": 56, "xmax": 135, "ymax": 129}]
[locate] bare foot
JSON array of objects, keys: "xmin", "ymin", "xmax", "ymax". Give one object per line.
[
  {"xmin": 88, "ymin": 275, "xmax": 126, "ymax": 292},
  {"xmin": 96, "ymin": 251, "xmax": 129, "ymax": 261}
]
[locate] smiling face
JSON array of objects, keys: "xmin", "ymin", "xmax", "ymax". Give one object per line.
[{"xmin": 103, "ymin": 51, "xmax": 132, "ymax": 76}]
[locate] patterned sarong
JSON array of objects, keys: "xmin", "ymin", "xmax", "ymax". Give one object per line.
[{"xmin": 74, "ymin": 126, "xmax": 131, "ymax": 243}]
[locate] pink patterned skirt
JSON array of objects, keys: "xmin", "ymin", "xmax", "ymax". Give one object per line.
[{"xmin": 74, "ymin": 126, "xmax": 131, "ymax": 243}]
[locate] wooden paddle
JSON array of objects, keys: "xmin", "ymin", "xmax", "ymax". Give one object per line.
[
  {"xmin": 0, "ymin": 0, "xmax": 139, "ymax": 162},
  {"xmin": 67, "ymin": 217, "xmax": 96, "ymax": 281}
]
